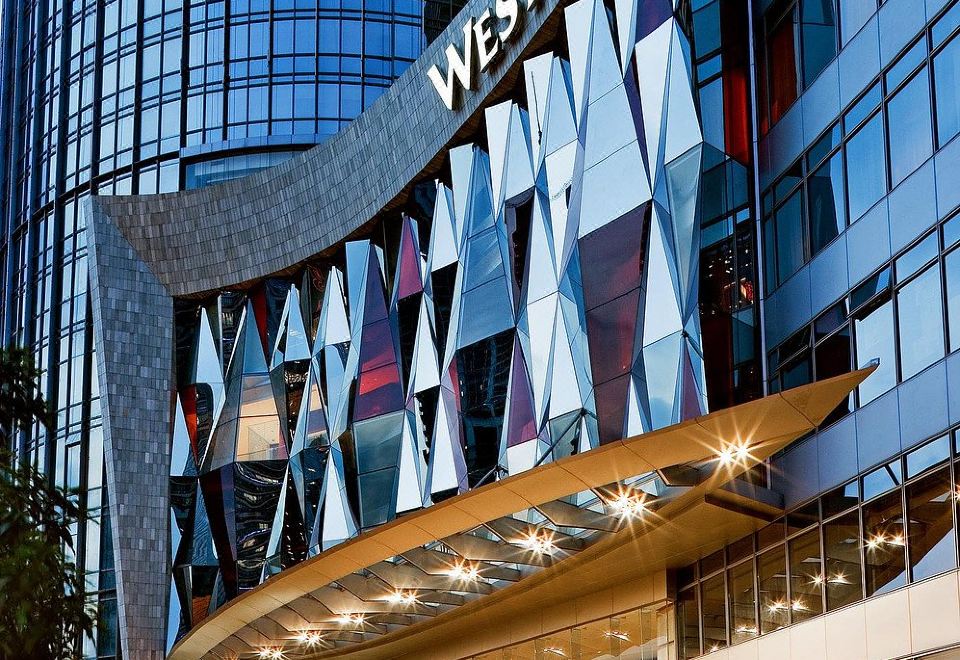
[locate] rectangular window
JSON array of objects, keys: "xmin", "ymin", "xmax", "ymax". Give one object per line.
[
  {"xmin": 807, "ymin": 151, "xmax": 845, "ymax": 253},
  {"xmin": 887, "ymin": 68, "xmax": 932, "ymax": 186},
  {"xmin": 788, "ymin": 528, "xmax": 824, "ymax": 622},
  {"xmin": 823, "ymin": 510, "xmax": 864, "ymax": 610},
  {"xmin": 944, "ymin": 247, "xmax": 960, "ymax": 352},
  {"xmin": 907, "ymin": 467, "xmax": 957, "ymax": 581},
  {"xmin": 758, "ymin": 545, "xmax": 789, "ymax": 633},
  {"xmin": 728, "ymin": 561, "xmax": 757, "ymax": 643},
  {"xmin": 935, "ymin": 35, "xmax": 960, "ymax": 147},
  {"xmin": 701, "ymin": 573, "xmax": 727, "ymax": 652},
  {"xmin": 845, "ymin": 112, "xmax": 887, "ymax": 220},
  {"xmin": 863, "ymin": 490, "xmax": 907, "ymax": 596},
  {"xmin": 765, "ymin": 3, "xmax": 799, "ymax": 128},
  {"xmin": 854, "ymin": 297, "xmax": 896, "ymax": 404},
  {"xmin": 678, "ymin": 587, "xmax": 700, "ymax": 659},
  {"xmin": 776, "ymin": 189, "xmax": 806, "ymax": 285},
  {"xmin": 800, "ymin": 0, "xmax": 837, "ymax": 85},
  {"xmin": 897, "ymin": 265, "xmax": 944, "ymax": 380}
]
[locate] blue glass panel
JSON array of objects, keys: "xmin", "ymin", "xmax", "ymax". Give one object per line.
[
  {"xmin": 808, "ymin": 151, "xmax": 846, "ymax": 253},
  {"xmin": 934, "ymin": 35, "xmax": 960, "ymax": 148},
  {"xmin": 854, "ymin": 297, "xmax": 895, "ymax": 404},
  {"xmin": 863, "ymin": 460, "xmax": 901, "ymax": 500},
  {"xmin": 845, "ymin": 113, "xmax": 887, "ymax": 219},
  {"xmin": 839, "ymin": 0, "xmax": 875, "ymax": 45},
  {"xmin": 887, "ymin": 68, "xmax": 932, "ymax": 186},
  {"xmin": 897, "ymin": 264, "xmax": 944, "ymax": 380},
  {"xmin": 905, "ymin": 435, "xmax": 950, "ymax": 477},
  {"xmin": 775, "ymin": 189, "xmax": 806, "ymax": 284},
  {"xmin": 944, "ymin": 247, "xmax": 960, "ymax": 352},
  {"xmin": 894, "ymin": 231, "xmax": 937, "ymax": 281}
]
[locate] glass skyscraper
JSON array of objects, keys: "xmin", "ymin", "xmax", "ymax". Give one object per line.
[
  {"xmin": 6, "ymin": 0, "xmax": 960, "ymax": 655},
  {"xmin": 0, "ymin": 1, "xmax": 460, "ymax": 656}
]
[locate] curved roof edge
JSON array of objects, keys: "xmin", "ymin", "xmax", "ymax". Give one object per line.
[
  {"xmin": 168, "ymin": 368, "xmax": 873, "ymax": 659},
  {"xmin": 86, "ymin": 0, "xmax": 565, "ymax": 299}
]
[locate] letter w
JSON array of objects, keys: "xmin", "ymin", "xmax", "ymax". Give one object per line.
[{"xmin": 427, "ymin": 20, "xmax": 475, "ymax": 111}]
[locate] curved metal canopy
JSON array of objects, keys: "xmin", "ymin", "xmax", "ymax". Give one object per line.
[{"xmin": 169, "ymin": 367, "xmax": 873, "ymax": 659}]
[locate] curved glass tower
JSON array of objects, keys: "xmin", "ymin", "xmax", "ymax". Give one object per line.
[{"xmin": 0, "ymin": 1, "xmax": 459, "ymax": 657}]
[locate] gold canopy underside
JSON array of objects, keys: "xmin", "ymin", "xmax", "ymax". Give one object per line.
[{"xmin": 169, "ymin": 366, "xmax": 874, "ymax": 660}]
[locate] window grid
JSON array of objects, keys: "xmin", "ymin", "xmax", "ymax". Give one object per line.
[{"xmin": 677, "ymin": 430, "xmax": 960, "ymax": 657}]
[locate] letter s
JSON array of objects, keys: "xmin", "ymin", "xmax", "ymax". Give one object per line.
[{"xmin": 495, "ymin": 0, "xmax": 520, "ymax": 42}]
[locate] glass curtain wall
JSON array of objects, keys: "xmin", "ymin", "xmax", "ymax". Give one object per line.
[{"xmin": 0, "ymin": 1, "xmax": 448, "ymax": 656}]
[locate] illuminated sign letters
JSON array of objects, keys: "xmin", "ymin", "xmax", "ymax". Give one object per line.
[{"xmin": 427, "ymin": 0, "xmax": 539, "ymax": 110}]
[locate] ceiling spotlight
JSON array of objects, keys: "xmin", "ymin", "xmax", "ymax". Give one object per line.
[
  {"xmin": 295, "ymin": 630, "xmax": 323, "ymax": 647},
  {"xmin": 718, "ymin": 442, "xmax": 750, "ymax": 465},
  {"xmin": 810, "ymin": 573, "xmax": 824, "ymax": 586},
  {"xmin": 386, "ymin": 590, "xmax": 418, "ymax": 606},
  {"xmin": 607, "ymin": 492, "xmax": 647, "ymax": 519},
  {"xmin": 766, "ymin": 599, "xmax": 787, "ymax": 613},
  {"xmin": 333, "ymin": 613, "xmax": 365, "ymax": 626},
  {"xmin": 257, "ymin": 650, "xmax": 284, "ymax": 660},
  {"xmin": 887, "ymin": 533, "xmax": 905, "ymax": 546},
  {"xmin": 791, "ymin": 598, "xmax": 808, "ymax": 612},
  {"xmin": 447, "ymin": 562, "xmax": 480, "ymax": 582},
  {"xmin": 519, "ymin": 531, "xmax": 556, "ymax": 555},
  {"xmin": 544, "ymin": 647, "xmax": 567, "ymax": 657}
]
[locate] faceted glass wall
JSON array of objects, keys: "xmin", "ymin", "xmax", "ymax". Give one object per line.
[{"xmin": 164, "ymin": 0, "xmax": 764, "ymax": 644}]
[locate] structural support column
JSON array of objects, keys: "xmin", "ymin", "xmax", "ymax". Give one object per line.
[{"xmin": 86, "ymin": 197, "xmax": 173, "ymax": 659}]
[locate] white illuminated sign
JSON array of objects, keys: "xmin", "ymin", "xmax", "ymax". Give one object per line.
[{"xmin": 427, "ymin": 0, "xmax": 540, "ymax": 110}]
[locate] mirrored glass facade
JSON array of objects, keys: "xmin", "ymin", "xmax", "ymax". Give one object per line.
[
  {"xmin": 0, "ymin": 1, "xmax": 456, "ymax": 657},
  {"xmin": 9, "ymin": 0, "xmax": 960, "ymax": 653}
]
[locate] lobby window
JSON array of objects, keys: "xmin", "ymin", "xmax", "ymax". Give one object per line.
[
  {"xmin": 788, "ymin": 528, "xmax": 825, "ymax": 621},
  {"xmin": 728, "ymin": 559, "xmax": 757, "ymax": 643},
  {"xmin": 863, "ymin": 486, "xmax": 907, "ymax": 596},
  {"xmin": 678, "ymin": 585, "xmax": 700, "ymax": 658},
  {"xmin": 823, "ymin": 508, "xmax": 864, "ymax": 610},
  {"xmin": 758, "ymin": 545, "xmax": 789, "ymax": 633},
  {"xmin": 701, "ymin": 573, "xmax": 727, "ymax": 651},
  {"xmin": 677, "ymin": 432, "xmax": 960, "ymax": 658}
]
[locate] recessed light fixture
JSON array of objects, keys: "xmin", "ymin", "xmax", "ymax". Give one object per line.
[
  {"xmin": 717, "ymin": 441, "xmax": 750, "ymax": 465},
  {"xmin": 257, "ymin": 649, "xmax": 284, "ymax": 660},
  {"xmin": 519, "ymin": 531, "xmax": 556, "ymax": 555},
  {"xmin": 386, "ymin": 590, "xmax": 418, "ymax": 606},
  {"xmin": 446, "ymin": 561, "xmax": 481, "ymax": 582},
  {"xmin": 334, "ymin": 613, "xmax": 365, "ymax": 626},
  {"xmin": 607, "ymin": 492, "xmax": 647, "ymax": 519},
  {"xmin": 295, "ymin": 630, "xmax": 323, "ymax": 646}
]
